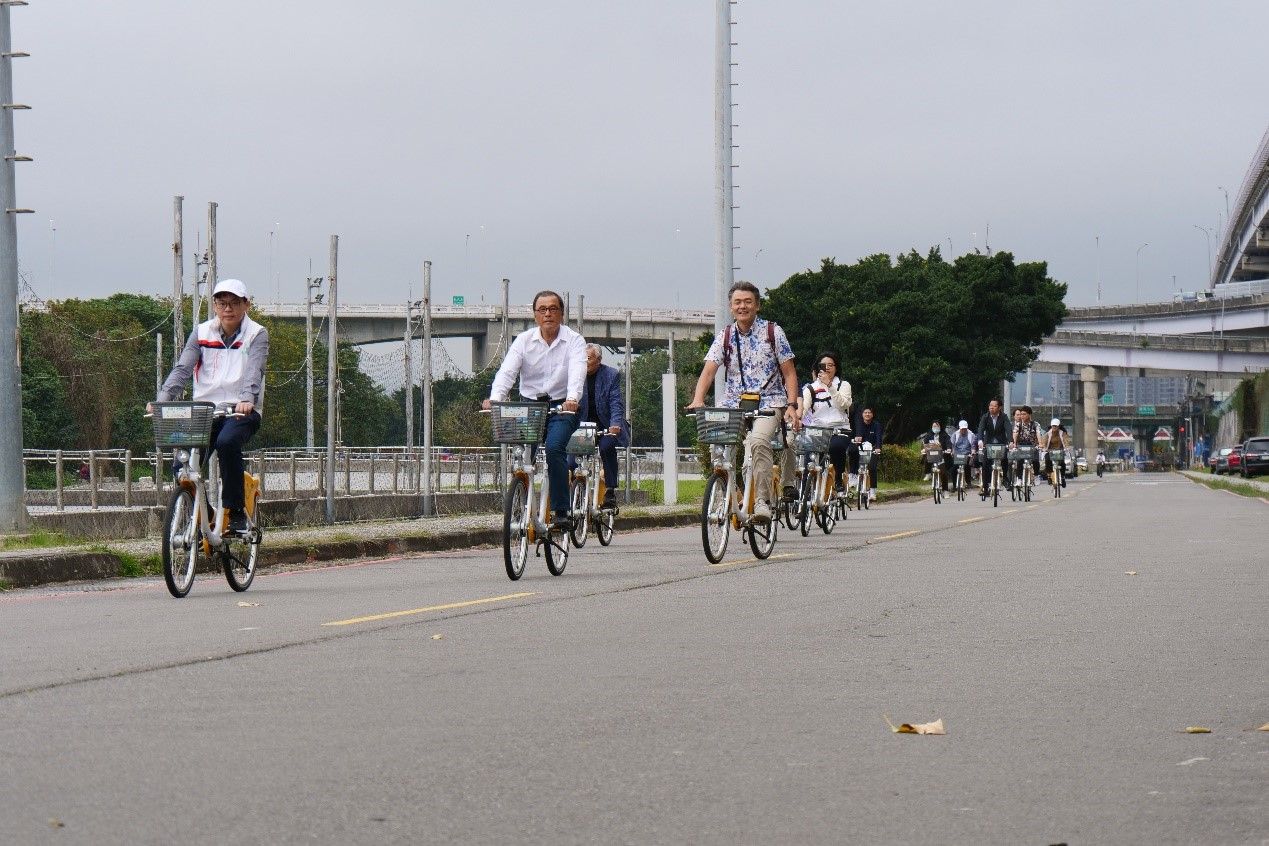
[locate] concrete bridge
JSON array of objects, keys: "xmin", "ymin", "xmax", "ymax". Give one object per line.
[{"xmin": 1213, "ymin": 125, "xmax": 1269, "ymax": 289}]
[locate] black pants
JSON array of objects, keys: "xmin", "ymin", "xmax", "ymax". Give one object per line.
[
  {"xmin": 208, "ymin": 412, "xmax": 261, "ymax": 510},
  {"xmin": 980, "ymin": 448, "xmax": 1011, "ymax": 494},
  {"xmin": 1044, "ymin": 453, "xmax": 1067, "ymax": 485},
  {"xmin": 598, "ymin": 434, "xmax": 620, "ymax": 497}
]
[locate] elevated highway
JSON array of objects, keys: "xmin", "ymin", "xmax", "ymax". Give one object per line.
[
  {"xmin": 1061, "ymin": 291, "xmax": 1269, "ymax": 338},
  {"xmin": 1213, "ymin": 125, "xmax": 1269, "ymax": 289}
]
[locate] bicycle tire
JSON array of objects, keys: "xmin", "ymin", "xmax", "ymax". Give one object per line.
[
  {"xmin": 596, "ymin": 509, "xmax": 615, "ymax": 546},
  {"xmin": 568, "ymin": 477, "xmax": 589, "ymax": 548},
  {"xmin": 222, "ymin": 515, "xmax": 259, "ymax": 593},
  {"xmin": 162, "ymin": 487, "xmax": 199, "ymax": 598},
  {"xmin": 817, "ymin": 494, "xmax": 837, "ymax": 534},
  {"xmin": 798, "ymin": 472, "xmax": 813, "ymax": 537},
  {"xmin": 748, "ymin": 511, "xmax": 777, "ymax": 559},
  {"xmin": 544, "ymin": 525, "xmax": 569, "ymax": 576},
  {"xmin": 701, "ymin": 473, "xmax": 730, "ymax": 564},
  {"xmin": 503, "ymin": 476, "xmax": 530, "ymax": 580}
]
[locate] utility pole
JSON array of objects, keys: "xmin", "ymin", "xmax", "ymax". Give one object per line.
[
  {"xmin": 0, "ymin": 1, "xmax": 31, "ymax": 532},
  {"xmin": 713, "ymin": 0, "xmax": 736, "ymax": 402},
  {"xmin": 191, "ymin": 234, "xmax": 206, "ymax": 328},
  {"xmin": 172, "ymin": 196, "xmax": 183, "ymax": 361},
  {"xmin": 577, "ymin": 293, "xmax": 585, "ymax": 338},
  {"xmin": 155, "ymin": 333, "xmax": 163, "ymax": 396},
  {"xmin": 324, "ymin": 235, "xmax": 338, "ymax": 525},
  {"xmin": 305, "ymin": 276, "xmax": 323, "ymax": 451},
  {"xmin": 205, "ymin": 202, "xmax": 217, "ymax": 319},
  {"xmin": 624, "ymin": 311, "xmax": 633, "ymax": 504},
  {"xmin": 662, "ymin": 331, "xmax": 677, "ymax": 507},
  {"xmin": 421, "ymin": 260, "xmax": 435, "ymax": 517}
]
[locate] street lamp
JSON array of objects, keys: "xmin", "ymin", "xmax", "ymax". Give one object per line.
[
  {"xmin": 1192, "ymin": 225, "xmax": 1213, "ymax": 278},
  {"xmin": 305, "ymin": 276, "xmax": 325, "ymax": 451},
  {"xmin": 1218, "ymin": 185, "xmax": 1230, "ymax": 222},
  {"xmin": 1135, "ymin": 242, "xmax": 1149, "ymax": 304}
]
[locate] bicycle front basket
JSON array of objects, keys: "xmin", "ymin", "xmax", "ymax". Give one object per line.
[
  {"xmin": 984, "ymin": 444, "xmax": 1006, "ymax": 461},
  {"xmin": 1012, "ymin": 446, "xmax": 1036, "ymax": 461},
  {"xmin": 952, "ymin": 453, "xmax": 969, "ymax": 465},
  {"xmin": 1049, "ymin": 449, "xmax": 1066, "ymax": 462},
  {"xmin": 490, "ymin": 401, "xmax": 548, "ymax": 444},
  {"xmin": 695, "ymin": 407, "xmax": 745, "ymax": 445},
  {"xmin": 796, "ymin": 426, "xmax": 833, "ymax": 454},
  {"xmin": 923, "ymin": 445, "xmax": 944, "ymax": 462},
  {"xmin": 566, "ymin": 426, "xmax": 597, "ymax": 456},
  {"xmin": 151, "ymin": 401, "xmax": 216, "ymax": 447}
]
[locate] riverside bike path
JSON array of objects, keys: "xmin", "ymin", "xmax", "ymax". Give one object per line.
[{"xmin": 1, "ymin": 473, "xmax": 1265, "ymax": 845}]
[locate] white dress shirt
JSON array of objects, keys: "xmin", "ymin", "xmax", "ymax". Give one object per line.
[{"xmin": 490, "ymin": 324, "xmax": 588, "ymax": 403}]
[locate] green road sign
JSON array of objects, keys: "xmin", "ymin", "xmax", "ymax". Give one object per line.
[
  {"xmin": 1101, "ymin": 394, "xmax": 1114, "ymax": 404},
  {"xmin": 452, "ymin": 296, "xmax": 464, "ymax": 306},
  {"xmin": 1137, "ymin": 405, "xmax": 1155, "ymax": 415}
]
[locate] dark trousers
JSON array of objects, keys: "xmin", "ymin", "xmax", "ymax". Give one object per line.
[
  {"xmin": 980, "ymin": 447, "xmax": 1011, "ymax": 493},
  {"xmin": 597, "ymin": 434, "xmax": 620, "ymax": 497},
  {"xmin": 539, "ymin": 413, "xmax": 579, "ymax": 514},
  {"xmin": 208, "ymin": 412, "xmax": 260, "ymax": 510}
]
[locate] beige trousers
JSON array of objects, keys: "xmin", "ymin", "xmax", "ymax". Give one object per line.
[{"xmin": 746, "ymin": 412, "xmax": 797, "ymax": 503}]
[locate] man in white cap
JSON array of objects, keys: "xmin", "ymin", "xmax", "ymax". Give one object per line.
[
  {"xmin": 1041, "ymin": 416, "xmax": 1069, "ymax": 488},
  {"xmin": 155, "ymin": 279, "xmax": 269, "ymax": 534},
  {"xmin": 950, "ymin": 419, "xmax": 978, "ymax": 487}
]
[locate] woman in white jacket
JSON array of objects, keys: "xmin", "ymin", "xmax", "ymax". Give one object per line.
[{"xmin": 800, "ymin": 352, "xmax": 853, "ymax": 493}]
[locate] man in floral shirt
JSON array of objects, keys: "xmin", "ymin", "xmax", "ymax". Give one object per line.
[{"xmin": 688, "ymin": 281, "xmax": 800, "ymax": 523}]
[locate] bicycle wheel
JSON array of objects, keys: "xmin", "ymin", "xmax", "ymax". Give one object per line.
[
  {"xmin": 568, "ymin": 477, "xmax": 589, "ymax": 548},
  {"xmin": 701, "ymin": 473, "xmax": 731, "ymax": 564},
  {"xmin": 596, "ymin": 508, "xmax": 615, "ymax": 546},
  {"xmin": 816, "ymin": 490, "xmax": 837, "ymax": 535},
  {"xmin": 798, "ymin": 472, "xmax": 813, "ymax": 537},
  {"xmin": 503, "ymin": 476, "xmax": 530, "ymax": 580},
  {"xmin": 161, "ymin": 486, "xmax": 199, "ymax": 598},
  {"xmin": 748, "ymin": 510, "xmax": 777, "ymax": 559},
  {"xmin": 992, "ymin": 470, "xmax": 1000, "ymax": 508},
  {"xmin": 544, "ymin": 524, "xmax": 569, "ymax": 576},
  {"xmin": 222, "ymin": 503, "xmax": 260, "ymax": 592},
  {"xmin": 932, "ymin": 469, "xmax": 942, "ymax": 504}
]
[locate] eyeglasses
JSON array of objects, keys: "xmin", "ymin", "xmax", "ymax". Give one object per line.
[
  {"xmin": 213, "ymin": 298, "xmax": 245, "ymax": 309},
  {"xmin": 534, "ymin": 305, "xmax": 562, "ymax": 315}
]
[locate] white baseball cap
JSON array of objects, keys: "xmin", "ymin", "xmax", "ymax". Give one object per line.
[
  {"xmin": 958, "ymin": 420, "xmax": 968, "ymax": 429},
  {"xmin": 1050, "ymin": 417, "xmax": 1061, "ymax": 427},
  {"xmin": 212, "ymin": 278, "xmax": 249, "ymax": 300}
]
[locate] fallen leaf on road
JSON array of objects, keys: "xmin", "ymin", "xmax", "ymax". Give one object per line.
[
  {"xmin": 1183, "ymin": 726, "xmax": 1211, "ymax": 734},
  {"xmin": 430, "ymin": 634, "xmax": 444, "ymax": 641},
  {"xmin": 1124, "ymin": 571, "xmax": 1138, "ymax": 576},
  {"xmin": 1258, "ymin": 723, "xmax": 1269, "ymax": 732},
  {"xmin": 49, "ymin": 818, "xmax": 64, "ymax": 829},
  {"xmin": 236, "ymin": 601, "xmax": 260, "ymax": 607},
  {"xmin": 1176, "ymin": 757, "xmax": 1208, "ymax": 766},
  {"xmin": 885, "ymin": 715, "xmax": 945, "ymax": 735}
]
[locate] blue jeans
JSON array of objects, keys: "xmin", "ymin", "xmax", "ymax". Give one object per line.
[{"xmin": 538, "ymin": 414, "xmax": 579, "ymax": 515}]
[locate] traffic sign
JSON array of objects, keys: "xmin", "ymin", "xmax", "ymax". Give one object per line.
[
  {"xmin": 452, "ymin": 296, "xmax": 465, "ymax": 306},
  {"xmin": 1137, "ymin": 405, "xmax": 1155, "ymax": 415}
]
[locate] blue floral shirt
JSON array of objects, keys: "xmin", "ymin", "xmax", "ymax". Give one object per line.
[{"xmin": 704, "ymin": 318, "xmax": 795, "ymax": 409}]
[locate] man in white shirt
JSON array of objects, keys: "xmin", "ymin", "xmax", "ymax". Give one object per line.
[{"xmin": 484, "ymin": 290, "xmax": 587, "ymax": 530}]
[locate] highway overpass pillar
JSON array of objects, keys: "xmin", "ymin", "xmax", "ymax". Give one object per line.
[
  {"xmin": 1078, "ymin": 365, "xmax": 1104, "ymax": 460},
  {"xmin": 471, "ymin": 334, "xmax": 487, "ymax": 371}
]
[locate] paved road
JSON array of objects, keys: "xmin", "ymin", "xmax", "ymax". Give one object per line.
[{"xmin": 2, "ymin": 474, "xmax": 1265, "ymax": 845}]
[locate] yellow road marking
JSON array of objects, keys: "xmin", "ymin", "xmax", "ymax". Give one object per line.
[
  {"xmin": 322, "ymin": 592, "xmax": 537, "ymax": 627},
  {"xmin": 957, "ymin": 516, "xmax": 986, "ymax": 525},
  {"xmin": 708, "ymin": 552, "xmax": 796, "ymax": 568},
  {"xmin": 871, "ymin": 530, "xmax": 920, "ymax": 542}
]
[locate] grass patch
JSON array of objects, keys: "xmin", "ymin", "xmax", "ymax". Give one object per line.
[
  {"xmin": 0, "ymin": 529, "xmax": 75, "ymax": 551},
  {"xmin": 635, "ymin": 479, "xmax": 707, "ymax": 505},
  {"xmin": 1187, "ymin": 475, "xmax": 1268, "ymax": 500},
  {"xmin": 0, "ymin": 578, "xmax": 12, "ymax": 591},
  {"xmin": 113, "ymin": 550, "xmax": 163, "ymax": 578}
]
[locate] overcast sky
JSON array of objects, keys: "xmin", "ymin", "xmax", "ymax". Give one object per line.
[{"xmin": 13, "ymin": 1, "xmax": 1267, "ymax": 312}]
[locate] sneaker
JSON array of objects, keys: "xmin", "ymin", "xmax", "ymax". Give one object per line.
[
  {"xmin": 601, "ymin": 492, "xmax": 617, "ymax": 509},
  {"xmin": 227, "ymin": 509, "xmax": 249, "ymax": 535},
  {"xmin": 848, "ymin": 473, "xmax": 859, "ymax": 490},
  {"xmin": 551, "ymin": 515, "xmax": 574, "ymax": 533},
  {"xmin": 923, "ymin": 473, "xmax": 932, "ymax": 482},
  {"xmin": 752, "ymin": 500, "xmax": 772, "ymax": 523},
  {"xmin": 867, "ymin": 489, "xmax": 877, "ymax": 502}
]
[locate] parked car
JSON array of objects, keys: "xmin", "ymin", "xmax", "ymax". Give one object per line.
[
  {"xmin": 1239, "ymin": 436, "xmax": 1269, "ymax": 477},
  {"xmin": 1215, "ymin": 446, "xmax": 1243, "ymax": 475},
  {"xmin": 1076, "ymin": 455, "xmax": 1088, "ymax": 471}
]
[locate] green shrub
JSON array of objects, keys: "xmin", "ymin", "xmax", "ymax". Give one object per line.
[{"xmin": 878, "ymin": 442, "xmax": 925, "ymax": 483}]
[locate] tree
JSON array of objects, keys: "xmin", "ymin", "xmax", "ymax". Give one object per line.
[
  {"xmin": 625, "ymin": 336, "xmax": 708, "ymax": 447},
  {"xmin": 762, "ymin": 249, "xmax": 1066, "ymax": 443}
]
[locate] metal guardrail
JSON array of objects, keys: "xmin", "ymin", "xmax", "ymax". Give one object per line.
[{"xmin": 257, "ymin": 302, "xmax": 718, "ymax": 325}]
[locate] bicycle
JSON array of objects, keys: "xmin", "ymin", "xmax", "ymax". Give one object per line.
[
  {"xmin": 566, "ymin": 423, "xmax": 616, "ymax": 548},
  {"xmin": 150, "ymin": 401, "xmax": 262, "ymax": 598},
  {"xmin": 982, "ymin": 443, "xmax": 1007, "ymax": 508},
  {"xmin": 487, "ymin": 401, "xmax": 573, "ymax": 580},
  {"xmin": 690, "ymin": 406, "xmax": 780, "ymax": 563},
  {"xmin": 854, "ymin": 441, "xmax": 876, "ymax": 511},
  {"xmin": 951, "ymin": 452, "xmax": 970, "ymax": 501},
  {"xmin": 1012, "ymin": 445, "xmax": 1037, "ymax": 502},
  {"xmin": 923, "ymin": 444, "xmax": 947, "ymax": 504},
  {"xmin": 793, "ymin": 425, "xmax": 849, "ymax": 536},
  {"xmin": 1048, "ymin": 448, "xmax": 1065, "ymax": 497}
]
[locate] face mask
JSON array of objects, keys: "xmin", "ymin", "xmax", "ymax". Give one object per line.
[{"xmin": 932, "ymin": 426, "xmax": 941, "ymax": 433}]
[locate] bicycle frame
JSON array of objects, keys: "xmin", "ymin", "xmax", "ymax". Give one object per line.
[{"xmin": 510, "ymin": 442, "xmax": 553, "ymax": 544}]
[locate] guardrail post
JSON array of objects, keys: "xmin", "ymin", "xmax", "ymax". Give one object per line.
[
  {"xmin": 123, "ymin": 450, "xmax": 132, "ymax": 508},
  {"xmin": 55, "ymin": 449, "xmax": 63, "ymax": 511},
  {"xmin": 154, "ymin": 451, "xmax": 164, "ymax": 506},
  {"xmin": 255, "ymin": 453, "xmax": 265, "ymax": 493},
  {"xmin": 88, "ymin": 449, "xmax": 98, "ymax": 511},
  {"xmin": 474, "ymin": 454, "xmax": 482, "ymax": 491},
  {"xmin": 343, "ymin": 449, "xmax": 351, "ymax": 495},
  {"xmin": 392, "ymin": 454, "xmax": 399, "ymax": 493},
  {"xmin": 368, "ymin": 453, "xmax": 376, "ymax": 494},
  {"xmin": 288, "ymin": 451, "xmax": 297, "ymax": 498},
  {"xmin": 456, "ymin": 454, "xmax": 463, "ymax": 492}
]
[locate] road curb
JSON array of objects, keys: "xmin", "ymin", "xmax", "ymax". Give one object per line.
[{"xmin": 0, "ymin": 510, "xmax": 701, "ymax": 590}]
